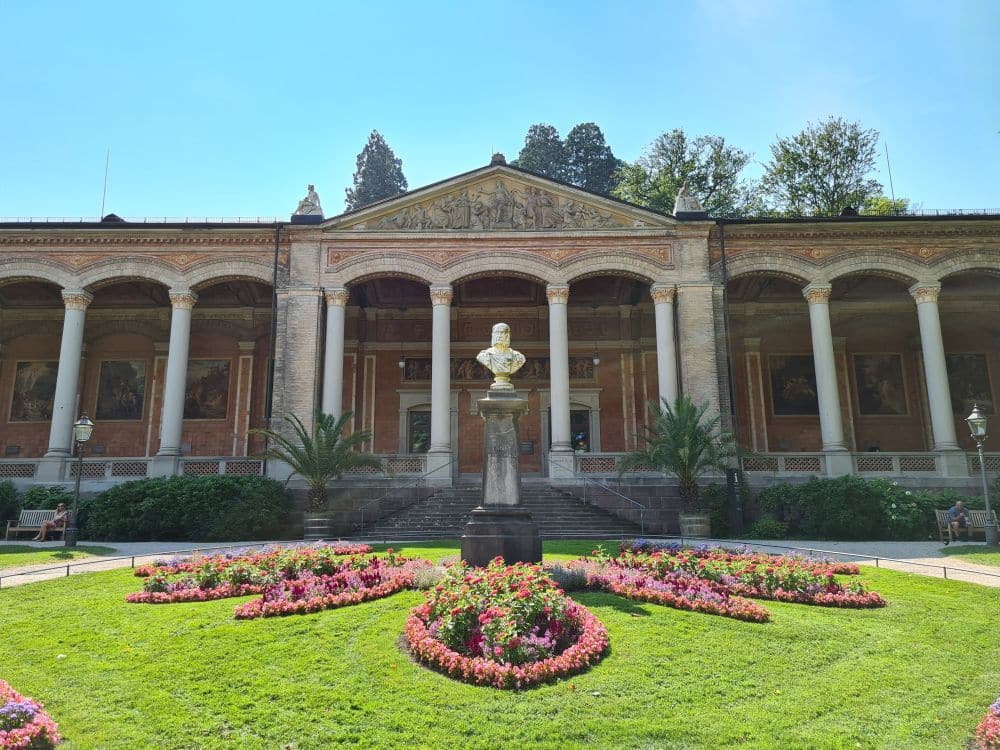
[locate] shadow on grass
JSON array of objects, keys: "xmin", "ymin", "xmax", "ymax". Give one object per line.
[{"xmin": 570, "ymin": 590, "xmax": 652, "ymax": 616}]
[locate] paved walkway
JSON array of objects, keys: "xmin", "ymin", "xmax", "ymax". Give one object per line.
[{"xmin": 1, "ymin": 538, "xmax": 998, "ymax": 589}]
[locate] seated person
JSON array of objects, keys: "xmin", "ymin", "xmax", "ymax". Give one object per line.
[
  {"xmin": 947, "ymin": 499, "xmax": 972, "ymax": 544},
  {"xmin": 32, "ymin": 503, "xmax": 68, "ymax": 542}
]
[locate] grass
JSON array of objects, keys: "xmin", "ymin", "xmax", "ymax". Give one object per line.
[
  {"xmin": 0, "ymin": 544, "xmax": 116, "ymax": 570},
  {"xmin": 939, "ymin": 543, "xmax": 1000, "ymax": 567},
  {"xmin": 0, "ymin": 540, "xmax": 997, "ymax": 750}
]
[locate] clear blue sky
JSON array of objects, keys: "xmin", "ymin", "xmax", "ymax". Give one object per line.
[{"xmin": 1, "ymin": 0, "xmax": 997, "ymax": 219}]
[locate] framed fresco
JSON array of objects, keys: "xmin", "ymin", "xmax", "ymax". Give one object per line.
[
  {"xmin": 853, "ymin": 354, "xmax": 907, "ymax": 416},
  {"xmin": 768, "ymin": 355, "xmax": 819, "ymax": 416},
  {"xmin": 95, "ymin": 360, "xmax": 147, "ymax": 421},
  {"xmin": 946, "ymin": 353, "xmax": 993, "ymax": 415},
  {"xmin": 183, "ymin": 359, "xmax": 231, "ymax": 420},
  {"xmin": 10, "ymin": 361, "xmax": 58, "ymax": 422}
]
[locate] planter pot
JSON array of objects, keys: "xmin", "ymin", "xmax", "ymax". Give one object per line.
[
  {"xmin": 678, "ymin": 512, "xmax": 711, "ymax": 539},
  {"xmin": 303, "ymin": 513, "xmax": 336, "ymax": 541}
]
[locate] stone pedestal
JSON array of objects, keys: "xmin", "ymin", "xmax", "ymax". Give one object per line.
[{"xmin": 461, "ymin": 389, "xmax": 542, "ymax": 567}]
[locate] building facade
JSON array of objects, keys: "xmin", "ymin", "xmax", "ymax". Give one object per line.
[{"xmin": 1, "ymin": 163, "xmax": 998, "ymax": 488}]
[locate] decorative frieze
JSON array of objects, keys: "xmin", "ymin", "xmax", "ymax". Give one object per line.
[{"xmin": 402, "ymin": 357, "xmax": 596, "ymax": 382}]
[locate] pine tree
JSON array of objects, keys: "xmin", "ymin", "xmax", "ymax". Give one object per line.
[
  {"xmin": 344, "ymin": 130, "xmax": 408, "ymax": 211},
  {"xmin": 511, "ymin": 124, "xmax": 567, "ymax": 180},
  {"xmin": 563, "ymin": 123, "xmax": 623, "ymax": 195}
]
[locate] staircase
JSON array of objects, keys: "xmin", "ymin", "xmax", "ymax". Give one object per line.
[{"xmin": 354, "ymin": 484, "xmax": 642, "ymax": 540}]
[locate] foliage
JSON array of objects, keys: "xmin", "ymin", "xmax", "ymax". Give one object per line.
[
  {"xmin": 862, "ymin": 194, "xmax": 910, "ymax": 215},
  {"xmin": 619, "ymin": 395, "xmax": 737, "ymax": 506},
  {"xmin": 250, "ymin": 411, "xmax": 381, "ymax": 512},
  {"xmin": 0, "ymin": 481, "xmax": 17, "ymax": 523},
  {"xmin": 511, "ymin": 123, "xmax": 567, "ymax": 181},
  {"xmin": 0, "ymin": 679, "xmax": 61, "ymax": 749},
  {"xmin": 19, "ymin": 485, "xmax": 73, "ymax": 510},
  {"xmin": 344, "ymin": 130, "xmax": 408, "ymax": 211},
  {"xmin": 83, "ymin": 475, "xmax": 293, "ymax": 541},
  {"xmin": 761, "ymin": 116, "xmax": 882, "ymax": 216},
  {"xmin": 747, "ymin": 515, "xmax": 789, "ymax": 539},
  {"xmin": 613, "ymin": 128, "xmax": 760, "ymax": 216},
  {"xmin": 562, "ymin": 123, "xmax": 623, "ymax": 195}
]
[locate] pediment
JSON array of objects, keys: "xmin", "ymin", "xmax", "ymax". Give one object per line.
[{"xmin": 324, "ymin": 165, "xmax": 674, "ymax": 232}]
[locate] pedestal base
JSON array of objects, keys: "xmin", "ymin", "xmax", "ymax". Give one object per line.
[{"xmin": 460, "ymin": 506, "xmax": 542, "ymax": 567}]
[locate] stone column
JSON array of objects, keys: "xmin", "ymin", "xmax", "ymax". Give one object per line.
[
  {"xmin": 321, "ymin": 287, "xmax": 349, "ymax": 419},
  {"xmin": 43, "ymin": 290, "xmax": 93, "ymax": 459},
  {"xmin": 676, "ymin": 283, "xmax": 722, "ymax": 419},
  {"xmin": 802, "ymin": 284, "xmax": 851, "ymax": 475},
  {"xmin": 155, "ymin": 290, "xmax": 197, "ymax": 469},
  {"xmin": 650, "ymin": 283, "xmax": 678, "ymax": 406},
  {"xmin": 546, "ymin": 284, "xmax": 573, "ymax": 478},
  {"xmin": 427, "ymin": 285, "xmax": 453, "ymax": 484},
  {"xmin": 910, "ymin": 284, "xmax": 963, "ymax": 472}
]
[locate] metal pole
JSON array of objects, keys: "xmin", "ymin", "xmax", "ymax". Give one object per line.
[
  {"xmin": 65, "ymin": 441, "xmax": 84, "ymax": 547},
  {"xmin": 977, "ymin": 441, "xmax": 998, "ymax": 545}
]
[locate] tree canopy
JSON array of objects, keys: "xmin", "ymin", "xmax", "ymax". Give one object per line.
[
  {"xmin": 344, "ymin": 130, "xmax": 408, "ymax": 211},
  {"xmin": 761, "ymin": 117, "xmax": 883, "ymax": 216},
  {"xmin": 512, "ymin": 122, "xmax": 622, "ymax": 195},
  {"xmin": 511, "ymin": 124, "xmax": 567, "ymax": 181}
]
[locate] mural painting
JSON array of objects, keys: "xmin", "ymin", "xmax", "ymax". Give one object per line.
[
  {"xmin": 10, "ymin": 361, "xmax": 58, "ymax": 422},
  {"xmin": 853, "ymin": 354, "xmax": 907, "ymax": 415},
  {"xmin": 946, "ymin": 353, "xmax": 993, "ymax": 415},
  {"xmin": 184, "ymin": 360, "xmax": 231, "ymax": 420},
  {"xmin": 769, "ymin": 355, "xmax": 819, "ymax": 416},
  {"xmin": 96, "ymin": 360, "xmax": 147, "ymax": 420}
]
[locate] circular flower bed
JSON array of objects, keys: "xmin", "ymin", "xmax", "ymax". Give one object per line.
[
  {"xmin": 0, "ymin": 680, "xmax": 61, "ymax": 750},
  {"xmin": 404, "ymin": 558, "xmax": 609, "ymax": 689}
]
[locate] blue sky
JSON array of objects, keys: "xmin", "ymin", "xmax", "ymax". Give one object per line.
[{"xmin": 1, "ymin": 0, "xmax": 996, "ymax": 219}]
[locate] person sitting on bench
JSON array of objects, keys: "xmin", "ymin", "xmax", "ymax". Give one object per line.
[
  {"xmin": 32, "ymin": 503, "xmax": 68, "ymax": 541},
  {"xmin": 947, "ymin": 500, "xmax": 973, "ymax": 543}
]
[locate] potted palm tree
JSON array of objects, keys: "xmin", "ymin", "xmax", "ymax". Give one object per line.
[
  {"xmin": 619, "ymin": 395, "xmax": 737, "ymax": 537},
  {"xmin": 251, "ymin": 411, "xmax": 382, "ymax": 539}
]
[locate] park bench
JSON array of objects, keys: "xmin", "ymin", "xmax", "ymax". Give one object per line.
[
  {"xmin": 935, "ymin": 508, "xmax": 1000, "ymax": 543},
  {"xmin": 4, "ymin": 509, "xmax": 63, "ymax": 541}
]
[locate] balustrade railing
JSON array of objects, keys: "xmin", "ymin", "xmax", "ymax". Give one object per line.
[
  {"xmin": 343, "ymin": 454, "xmax": 429, "ymax": 478},
  {"xmin": 574, "ymin": 453, "xmax": 656, "ymax": 476}
]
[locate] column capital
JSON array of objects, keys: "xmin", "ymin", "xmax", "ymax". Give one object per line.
[
  {"xmin": 324, "ymin": 287, "xmax": 350, "ymax": 307},
  {"xmin": 650, "ymin": 284, "xmax": 676, "ymax": 304},
  {"xmin": 429, "ymin": 284, "xmax": 453, "ymax": 306},
  {"xmin": 546, "ymin": 284, "xmax": 570, "ymax": 305},
  {"xmin": 802, "ymin": 283, "xmax": 832, "ymax": 305},
  {"xmin": 61, "ymin": 289, "xmax": 93, "ymax": 310},
  {"xmin": 909, "ymin": 282, "xmax": 941, "ymax": 304},
  {"xmin": 168, "ymin": 289, "xmax": 198, "ymax": 309}
]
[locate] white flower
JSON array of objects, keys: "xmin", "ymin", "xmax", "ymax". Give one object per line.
[
  {"xmin": 905, "ymin": 491, "xmax": 912, "ymax": 496},
  {"xmin": 891, "ymin": 503, "xmax": 897, "ymax": 509}
]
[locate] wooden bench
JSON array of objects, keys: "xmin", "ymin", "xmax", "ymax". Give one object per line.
[
  {"xmin": 936, "ymin": 508, "xmax": 1000, "ymax": 543},
  {"xmin": 4, "ymin": 509, "xmax": 63, "ymax": 541}
]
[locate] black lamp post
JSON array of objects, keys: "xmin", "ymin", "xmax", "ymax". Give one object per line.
[
  {"xmin": 965, "ymin": 404, "xmax": 998, "ymax": 546},
  {"xmin": 64, "ymin": 414, "xmax": 94, "ymax": 548}
]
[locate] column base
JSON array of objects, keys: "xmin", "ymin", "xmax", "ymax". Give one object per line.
[
  {"xmin": 824, "ymin": 451, "xmax": 854, "ymax": 477},
  {"xmin": 548, "ymin": 450, "xmax": 575, "ymax": 479},
  {"xmin": 937, "ymin": 450, "xmax": 971, "ymax": 478},
  {"xmin": 35, "ymin": 457, "xmax": 67, "ymax": 482},
  {"xmin": 149, "ymin": 455, "xmax": 181, "ymax": 478},
  {"xmin": 460, "ymin": 506, "xmax": 542, "ymax": 567},
  {"xmin": 425, "ymin": 452, "xmax": 453, "ymax": 487}
]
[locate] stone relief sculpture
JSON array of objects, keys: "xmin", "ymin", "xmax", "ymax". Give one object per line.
[
  {"xmin": 294, "ymin": 184, "xmax": 323, "ymax": 216},
  {"xmin": 366, "ymin": 178, "xmax": 627, "ymax": 230},
  {"xmin": 402, "ymin": 356, "xmax": 596, "ymax": 381}
]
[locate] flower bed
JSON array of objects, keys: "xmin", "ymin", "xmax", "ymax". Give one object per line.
[
  {"xmin": 404, "ymin": 558, "xmax": 609, "ymax": 689},
  {"xmin": 133, "ymin": 541, "xmax": 372, "ymax": 578},
  {"xmin": 0, "ymin": 680, "xmax": 61, "ymax": 750},
  {"xmin": 977, "ymin": 696, "xmax": 1000, "ymax": 750}
]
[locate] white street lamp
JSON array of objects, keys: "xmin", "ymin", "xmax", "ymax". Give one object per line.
[{"xmin": 965, "ymin": 405, "xmax": 998, "ymax": 546}]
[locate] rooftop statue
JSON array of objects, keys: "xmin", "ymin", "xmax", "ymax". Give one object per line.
[
  {"xmin": 476, "ymin": 323, "xmax": 526, "ymax": 391},
  {"xmin": 294, "ymin": 184, "xmax": 323, "ymax": 216},
  {"xmin": 673, "ymin": 181, "xmax": 704, "ymax": 215}
]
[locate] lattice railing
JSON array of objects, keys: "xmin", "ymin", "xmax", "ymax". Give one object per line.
[
  {"xmin": 968, "ymin": 453, "xmax": 1000, "ymax": 474},
  {"xmin": 741, "ymin": 454, "xmax": 825, "ymax": 474},
  {"xmin": 855, "ymin": 453, "xmax": 938, "ymax": 474},
  {"xmin": 575, "ymin": 454, "xmax": 655, "ymax": 475},
  {"xmin": 344, "ymin": 455, "xmax": 428, "ymax": 477},
  {"xmin": 0, "ymin": 462, "xmax": 37, "ymax": 478}
]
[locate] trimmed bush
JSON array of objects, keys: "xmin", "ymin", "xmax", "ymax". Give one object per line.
[
  {"xmin": 747, "ymin": 515, "xmax": 789, "ymax": 539},
  {"xmin": 84, "ymin": 475, "xmax": 294, "ymax": 541},
  {"xmin": 0, "ymin": 480, "xmax": 18, "ymax": 523},
  {"xmin": 19, "ymin": 484, "xmax": 74, "ymax": 509}
]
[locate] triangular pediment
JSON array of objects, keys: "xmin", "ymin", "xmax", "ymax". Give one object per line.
[{"xmin": 323, "ymin": 165, "xmax": 674, "ymax": 232}]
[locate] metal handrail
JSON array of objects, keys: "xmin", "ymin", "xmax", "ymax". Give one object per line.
[
  {"xmin": 355, "ymin": 458, "xmax": 457, "ymax": 534},
  {"xmin": 578, "ymin": 475, "xmax": 647, "ymax": 534}
]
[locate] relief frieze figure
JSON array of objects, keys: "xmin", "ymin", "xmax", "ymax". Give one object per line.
[{"xmin": 402, "ymin": 356, "xmax": 596, "ymax": 381}]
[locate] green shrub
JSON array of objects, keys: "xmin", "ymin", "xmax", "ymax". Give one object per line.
[
  {"xmin": 84, "ymin": 475, "xmax": 294, "ymax": 541},
  {"xmin": 747, "ymin": 515, "xmax": 789, "ymax": 539},
  {"xmin": 0, "ymin": 480, "xmax": 18, "ymax": 522},
  {"xmin": 20, "ymin": 485, "xmax": 74, "ymax": 509}
]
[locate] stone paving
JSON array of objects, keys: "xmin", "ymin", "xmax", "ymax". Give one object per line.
[{"xmin": 0, "ymin": 537, "xmax": 998, "ymax": 589}]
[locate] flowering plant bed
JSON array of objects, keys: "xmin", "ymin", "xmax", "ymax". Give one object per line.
[
  {"xmin": 978, "ymin": 696, "xmax": 1000, "ymax": 750},
  {"xmin": 0, "ymin": 680, "xmax": 61, "ymax": 750},
  {"xmin": 133, "ymin": 541, "xmax": 372, "ymax": 578},
  {"xmin": 404, "ymin": 558, "xmax": 609, "ymax": 689}
]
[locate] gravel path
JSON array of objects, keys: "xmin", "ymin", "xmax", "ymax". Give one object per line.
[{"xmin": 1, "ymin": 538, "xmax": 998, "ymax": 589}]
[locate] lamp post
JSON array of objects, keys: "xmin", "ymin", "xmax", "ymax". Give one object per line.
[
  {"xmin": 64, "ymin": 414, "xmax": 94, "ymax": 548},
  {"xmin": 965, "ymin": 404, "xmax": 998, "ymax": 546}
]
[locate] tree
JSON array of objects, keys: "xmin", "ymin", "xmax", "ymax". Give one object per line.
[
  {"xmin": 251, "ymin": 411, "xmax": 382, "ymax": 512},
  {"xmin": 618, "ymin": 395, "xmax": 737, "ymax": 506},
  {"xmin": 612, "ymin": 129, "xmax": 758, "ymax": 216},
  {"xmin": 761, "ymin": 117, "xmax": 882, "ymax": 216},
  {"xmin": 862, "ymin": 195, "xmax": 910, "ymax": 216},
  {"xmin": 344, "ymin": 130, "xmax": 408, "ymax": 211},
  {"xmin": 563, "ymin": 122, "xmax": 623, "ymax": 195},
  {"xmin": 511, "ymin": 123, "xmax": 567, "ymax": 180}
]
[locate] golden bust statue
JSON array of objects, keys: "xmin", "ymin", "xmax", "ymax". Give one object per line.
[{"xmin": 477, "ymin": 323, "xmax": 526, "ymax": 390}]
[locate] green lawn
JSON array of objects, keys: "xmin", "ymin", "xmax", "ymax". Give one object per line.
[
  {"xmin": 0, "ymin": 540, "xmax": 997, "ymax": 750},
  {"xmin": 940, "ymin": 543, "xmax": 1000, "ymax": 567},
  {"xmin": 0, "ymin": 544, "xmax": 116, "ymax": 570}
]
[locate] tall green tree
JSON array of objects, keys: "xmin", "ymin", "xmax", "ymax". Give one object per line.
[
  {"xmin": 612, "ymin": 129, "xmax": 758, "ymax": 216},
  {"xmin": 344, "ymin": 130, "xmax": 408, "ymax": 211},
  {"xmin": 511, "ymin": 123, "xmax": 567, "ymax": 180},
  {"xmin": 563, "ymin": 122, "xmax": 623, "ymax": 195},
  {"xmin": 862, "ymin": 195, "xmax": 910, "ymax": 215},
  {"xmin": 761, "ymin": 117, "xmax": 882, "ymax": 216}
]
